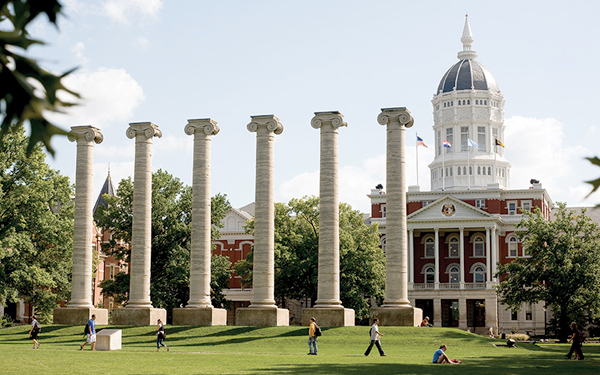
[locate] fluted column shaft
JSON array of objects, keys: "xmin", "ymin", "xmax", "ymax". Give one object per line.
[
  {"xmin": 126, "ymin": 122, "xmax": 162, "ymax": 308},
  {"xmin": 68, "ymin": 126, "xmax": 103, "ymax": 308},
  {"xmin": 311, "ymin": 112, "xmax": 347, "ymax": 308},
  {"xmin": 247, "ymin": 115, "xmax": 283, "ymax": 307},
  {"xmin": 378, "ymin": 107, "xmax": 414, "ymax": 306},
  {"xmin": 185, "ymin": 119, "xmax": 219, "ymax": 307}
]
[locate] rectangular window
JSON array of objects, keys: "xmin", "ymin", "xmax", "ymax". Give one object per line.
[
  {"xmin": 509, "ymin": 238, "xmax": 518, "ymax": 258},
  {"xmin": 511, "ymin": 310, "xmax": 518, "ymax": 321},
  {"xmin": 446, "ymin": 128, "xmax": 453, "ymax": 153},
  {"xmin": 476, "ymin": 199, "xmax": 485, "ymax": 208},
  {"xmin": 508, "ymin": 201, "xmax": 517, "ymax": 215},
  {"xmin": 478, "ymin": 126, "xmax": 486, "ymax": 152},
  {"xmin": 110, "ymin": 266, "xmax": 115, "ymax": 280},
  {"xmin": 521, "ymin": 201, "xmax": 531, "ymax": 212},
  {"xmin": 461, "ymin": 127, "xmax": 469, "ymax": 151},
  {"xmin": 423, "ymin": 201, "xmax": 431, "ymax": 207},
  {"xmin": 449, "ymin": 242, "xmax": 459, "ymax": 257},
  {"xmin": 474, "ymin": 242, "xmax": 485, "ymax": 257},
  {"xmin": 437, "ymin": 130, "xmax": 442, "ymax": 156},
  {"xmin": 525, "ymin": 304, "xmax": 533, "ymax": 321},
  {"xmin": 381, "ymin": 205, "xmax": 387, "ymax": 218},
  {"xmin": 425, "ymin": 242, "xmax": 434, "ymax": 258}
]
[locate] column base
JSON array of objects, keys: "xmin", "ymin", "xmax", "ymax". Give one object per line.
[
  {"xmin": 53, "ymin": 307, "xmax": 108, "ymax": 325},
  {"xmin": 111, "ymin": 307, "xmax": 166, "ymax": 326},
  {"xmin": 302, "ymin": 307, "xmax": 355, "ymax": 327},
  {"xmin": 172, "ymin": 306, "xmax": 227, "ymax": 326},
  {"xmin": 235, "ymin": 307, "xmax": 289, "ymax": 326},
  {"xmin": 370, "ymin": 306, "xmax": 423, "ymax": 326}
]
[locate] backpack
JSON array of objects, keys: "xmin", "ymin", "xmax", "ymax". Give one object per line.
[
  {"xmin": 32, "ymin": 320, "xmax": 41, "ymax": 333},
  {"xmin": 369, "ymin": 327, "xmax": 372, "ymax": 336},
  {"xmin": 577, "ymin": 330, "xmax": 585, "ymax": 344},
  {"xmin": 314, "ymin": 324, "xmax": 322, "ymax": 337},
  {"xmin": 84, "ymin": 323, "xmax": 90, "ymax": 335}
]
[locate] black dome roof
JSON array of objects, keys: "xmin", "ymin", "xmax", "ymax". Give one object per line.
[{"xmin": 437, "ymin": 59, "xmax": 499, "ymax": 94}]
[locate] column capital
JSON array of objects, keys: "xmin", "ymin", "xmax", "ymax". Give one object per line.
[
  {"xmin": 184, "ymin": 118, "xmax": 220, "ymax": 136},
  {"xmin": 68, "ymin": 126, "xmax": 103, "ymax": 144},
  {"xmin": 126, "ymin": 122, "xmax": 162, "ymax": 139},
  {"xmin": 311, "ymin": 111, "xmax": 347, "ymax": 130},
  {"xmin": 247, "ymin": 114, "xmax": 283, "ymax": 134},
  {"xmin": 377, "ymin": 107, "xmax": 414, "ymax": 128}
]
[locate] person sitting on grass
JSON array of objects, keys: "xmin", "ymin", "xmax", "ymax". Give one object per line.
[{"xmin": 432, "ymin": 345, "xmax": 461, "ymax": 364}]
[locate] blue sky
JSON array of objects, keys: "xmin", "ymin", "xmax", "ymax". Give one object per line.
[{"xmin": 27, "ymin": 0, "xmax": 600, "ymax": 212}]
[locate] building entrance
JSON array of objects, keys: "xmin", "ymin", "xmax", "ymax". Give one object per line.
[
  {"xmin": 441, "ymin": 299, "xmax": 459, "ymax": 327},
  {"xmin": 467, "ymin": 299, "xmax": 486, "ymax": 328}
]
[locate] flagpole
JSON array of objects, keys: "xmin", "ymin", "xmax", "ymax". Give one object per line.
[
  {"xmin": 416, "ymin": 133, "xmax": 419, "ymax": 187},
  {"xmin": 442, "ymin": 145, "xmax": 445, "ymax": 191},
  {"xmin": 467, "ymin": 145, "xmax": 471, "ymax": 190},
  {"xmin": 494, "ymin": 143, "xmax": 498, "ymax": 184}
]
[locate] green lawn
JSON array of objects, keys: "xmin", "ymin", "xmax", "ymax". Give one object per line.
[{"xmin": 0, "ymin": 325, "xmax": 597, "ymax": 374}]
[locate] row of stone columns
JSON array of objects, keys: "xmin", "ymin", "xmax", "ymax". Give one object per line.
[{"xmin": 55, "ymin": 107, "xmax": 421, "ymax": 327}]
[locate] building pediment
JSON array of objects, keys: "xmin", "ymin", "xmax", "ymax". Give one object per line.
[
  {"xmin": 221, "ymin": 207, "xmax": 253, "ymax": 233},
  {"xmin": 408, "ymin": 195, "xmax": 495, "ymax": 222}
]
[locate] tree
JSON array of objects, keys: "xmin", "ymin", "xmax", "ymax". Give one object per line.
[
  {"xmin": 495, "ymin": 203, "xmax": 600, "ymax": 341},
  {"xmin": 1, "ymin": 0, "xmax": 79, "ymax": 156},
  {"xmin": 0, "ymin": 124, "xmax": 74, "ymax": 322},
  {"xmin": 94, "ymin": 170, "xmax": 232, "ymax": 320},
  {"xmin": 236, "ymin": 196, "xmax": 385, "ymax": 323}
]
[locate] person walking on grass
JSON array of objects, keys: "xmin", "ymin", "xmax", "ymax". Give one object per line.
[
  {"xmin": 156, "ymin": 319, "xmax": 169, "ymax": 352},
  {"xmin": 28, "ymin": 315, "xmax": 41, "ymax": 349},
  {"xmin": 566, "ymin": 321, "xmax": 585, "ymax": 360},
  {"xmin": 364, "ymin": 318, "xmax": 385, "ymax": 357},
  {"xmin": 80, "ymin": 314, "xmax": 96, "ymax": 351},
  {"xmin": 308, "ymin": 317, "xmax": 318, "ymax": 355}
]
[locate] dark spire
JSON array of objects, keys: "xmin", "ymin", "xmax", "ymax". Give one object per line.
[{"xmin": 93, "ymin": 170, "xmax": 116, "ymax": 214}]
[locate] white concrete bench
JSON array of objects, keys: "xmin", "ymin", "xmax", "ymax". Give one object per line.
[{"xmin": 96, "ymin": 329, "xmax": 122, "ymax": 351}]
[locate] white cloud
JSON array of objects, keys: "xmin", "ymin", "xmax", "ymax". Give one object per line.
[
  {"xmin": 135, "ymin": 36, "xmax": 151, "ymax": 51},
  {"xmin": 70, "ymin": 42, "xmax": 88, "ymax": 66},
  {"xmin": 505, "ymin": 116, "xmax": 596, "ymax": 206},
  {"xmin": 50, "ymin": 67, "xmax": 145, "ymax": 128},
  {"xmin": 102, "ymin": 0, "xmax": 163, "ymax": 24}
]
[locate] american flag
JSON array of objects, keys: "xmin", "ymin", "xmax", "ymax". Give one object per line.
[{"xmin": 417, "ymin": 135, "xmax": 428, "ymax": 148}]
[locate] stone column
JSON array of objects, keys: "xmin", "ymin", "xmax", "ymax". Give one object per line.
[
  {"xmin": 370, "ymin": 107, "xmax": 422, "ymax": 326},
  {"xmin": 459, "ymin": 227, "xmax": 465, "ymax": 289},
  {"xmin": 236, "ymin": 115, "xmax": 289, "ymax": 326},
  {"xmin": 302, "ymin": 111, "xmax": 354, "ymax": 327},
  {"xmin": 173, "ymin": 119, "xmax": 226, "ymax": 325},
  {"xmin": 408, "ymin": 229, "xmax": 414, "ymax": 286},
  {"xmin": 54, "ymin": 126, "xmax": 108, "ymax": 324},
  {"xmin": 486, "ymin": 227, "xmax": 492, "ymax": 287},
  {"xmin": 434, "ymin": 228, "xmax": 440, "ymax": 289},
  {"xmin": 459, "ymin": 298, "xmax": 467, "ymax": 329},
  {"xmin": 112, "ymin": 122, "xmax": 166, "ymax": 325}
]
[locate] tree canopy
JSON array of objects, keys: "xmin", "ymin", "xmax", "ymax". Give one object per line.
[
  {"xmin": 235, "ymin": 196, "xmax": 385, "ymax": 323},
  {"xmin": 94, "ymin": 170, "xmax": 232, "ymax": 320},
  {"xmin": 0, "ymin": 0, "xmax": 78, "ymax": 156},
  {"xmin": 0, "ymin": 124, "xmax": 74, "ymax": 322},
  {"xmin": 495, "ymin": 203, "xmax": 600, "ymax": 341}
]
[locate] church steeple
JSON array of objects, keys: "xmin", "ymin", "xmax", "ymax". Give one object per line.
[{"xmin": 93, "ymin": 168, "xmax": 116, "ymax": 214}]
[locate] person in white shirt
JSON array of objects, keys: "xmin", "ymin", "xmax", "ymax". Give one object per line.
[{"xmin": 364, "ymin": 318, "xmax": 386, "ymax": 356}]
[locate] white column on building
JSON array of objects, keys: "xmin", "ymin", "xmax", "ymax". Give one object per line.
[
  {"xmin": 492, "ymin": 227, "xmax": 498, "ymax": 281},
  {"xmin": 67, "ymin": 126, "xmax": 103, "ymax": 308},
  {"xmin": 434, "ymin": 228, "xmax": 440, "ymax": 289},
  {"xmin": 377, "ymin": 107, "xmax": 414, "ymax": 306},
  {"xmin": 486, "ymin": 227, "xmax": 491, "ymax": 285},
  {"xmin": 126, "ymin": 122, "xmax": 162, "ymax": 308},
  {"xmin": 185, "ymin": 119, "xmax": 219, "ymax": 308},
  {"xmin": 459, "ymin": 227, "xmax": 465, "ymax": 289},
  {"xmin": 408, "ymin": 229, "xmax": 414, "ymax": 285},
  {"xmin": 247, "ymin": 115, "xmax": 283, "ymax": 307},
  {"xmin": 311, "ymin": 111, "xmax": 347, "ymax": 308}
]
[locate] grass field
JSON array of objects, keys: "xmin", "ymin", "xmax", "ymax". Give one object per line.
[{"xmin": 0, "ymin": 324, "xmax": 597, "ymax": 374}]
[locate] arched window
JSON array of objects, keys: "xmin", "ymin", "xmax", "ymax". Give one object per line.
[
  {"xmin": 473, "ymin": 265, "xmax": 485, "ymax": 283},
  {"xmin": 473, "ymin": 236, "xmax": 485, "ymax": 257},
  {"xmin": 488, "ymin": 167, "xmax": 491, "ymax": 175},
  {"xmin": 457, "ymin": 167, "xmax": 461, "ymax": 176},
  {"xmin": 424, "ymin": 237, "xmax": 434, "ymax": 258},
  {"xmin": 477, "ymin": 166, "xmax": 481, "ymax": 175},
  {"xmin": 467, "ymin": 99, "xmax": 470, "ymax": 105},
  {"xmin": 449, "ymin": 266, "xmax": 460, "ymax": 283},
  {"xmin": 469, "ymin": 166, "xmax": 473, "ymax": 175},
  {"xmin": 508, "ymin": 236, "xmax": 518, "ymax": 257},
  {"xmin": 380, "ymin": 236, "xmax": 386, "ymax": 254},
  {"xmin": 475, "ymin": 99, "xmax": 479, "ymax": 105},
  {"xmin": 448, "ymin": 236, "xmax": 459, "ymax": 257},
  {"xmin": 424, "ymin": 266, "xmax": 435, "ymax": 284},
  {"xmin": 463, "ymin": 166, "xmax": 467, "ymax": 175}
]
